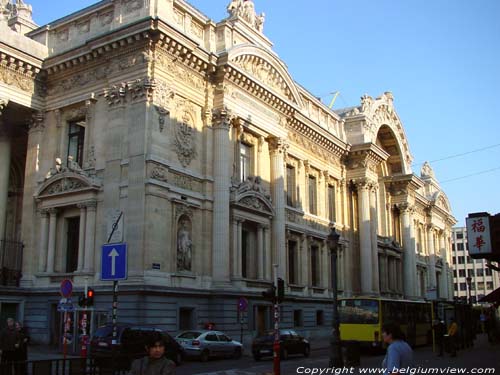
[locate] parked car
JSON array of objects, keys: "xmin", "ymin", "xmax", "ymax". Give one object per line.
[
  {"xmin": 90, "ymin": 324, "xmax": 185, "ymax": 369},
  {"xmin": 175, "ymin": 330, "xmax": 243, "ymax": 362},
  {"xmin": 251, "ymin": 329, "xmax": 310, "ymax": 360}
]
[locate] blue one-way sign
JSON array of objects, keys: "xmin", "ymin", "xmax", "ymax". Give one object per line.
[{"xmin": 101, "ymin": 243, "xmax": 127, "ymax": 281}]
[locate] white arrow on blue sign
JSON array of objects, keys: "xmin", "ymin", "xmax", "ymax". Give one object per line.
[{"xmin": 101, "ymin": 243, "xmax": 127, "ymax": 281}]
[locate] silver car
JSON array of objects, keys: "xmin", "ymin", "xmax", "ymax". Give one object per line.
[{"xmin": 175, "ymin": 330, "xmax": 243, "ymax": 361}]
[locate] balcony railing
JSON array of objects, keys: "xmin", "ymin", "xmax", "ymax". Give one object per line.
[{"xmin": 0, "ymin": 239, "xmax": 23, "ymax": 287}]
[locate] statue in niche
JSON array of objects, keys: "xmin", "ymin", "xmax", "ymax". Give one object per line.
[{"xmin": 177, "ymin": 217, "xmax": 192, "ymax": 271}]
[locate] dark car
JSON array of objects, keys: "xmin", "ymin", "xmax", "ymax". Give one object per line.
[
  {"xmin": 251, "ymin": 329, "xmax": 310, "ymax": 360},
  {"xmin": 90, "ymin": 324, "xmax": 184, "ymax": 369}
]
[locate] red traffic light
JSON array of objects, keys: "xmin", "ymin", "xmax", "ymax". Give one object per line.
[{"xmin": 87, "ymin": 289, "xmax": 94, "ymax": 298}]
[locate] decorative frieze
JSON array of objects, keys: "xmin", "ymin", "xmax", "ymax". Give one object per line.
[
  {"xmin": 174, "ymin": 99, "xmax": 198, "ymax": 167},
  {"xmin": 154, "ymin": 50, "xmax": 205, "ymax": 90}
]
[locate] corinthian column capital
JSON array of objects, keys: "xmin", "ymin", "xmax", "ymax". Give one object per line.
[
  {"xmin": 267, "ymin": 136, "xmax": 289, "ymax": 155},
  {"xmin": 212, "ymin": 107, "xmax": 234, "ymax": 130}
]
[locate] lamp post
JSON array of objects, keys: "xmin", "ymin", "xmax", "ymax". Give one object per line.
[
  {"xmin": 327, "ymin": 227, "xmax": 343, "ymax": 368},
  {"xmin": 466, "ymin": 276, "xmax": 472, "ymax": 305}
]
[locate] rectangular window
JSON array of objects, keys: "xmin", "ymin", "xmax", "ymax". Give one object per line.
[
  {"xmin": 179, "ymin": 307, "xmax": 194, "ymax": 330},
  {"xmin": 467, "ymin": 256, "xmax": 473, "ymax": 264},
  {"xmin": 453, "ymin": 270, "xmax": 457, "ymax": 278},
  {"xmin": 311, "ymin": 245, "xmax": 319, "ymax": 286},
  {"xmin": 459, "ymin": 270, "xmax": 466, "ymax": 277},
  {"xmin": 456, "ymin": 232, "xmax": 464, "ymax": 239},
  {"xmin": 308, "ymin": 176, "xmax": 317, "ymax": 215},
  {"xmin": 467, "ymin": 269, "xmax": 474, "ymax": 277},
  {"xmin": 487, "ymin": 281, "xmax": 494, "ymax": 290},
  {"xmin": 65, "ymin": 217, "xmax": 80, "ymax": 273},
  {"xmin": 240, "ymin": 143, "xmax": 253, "ymax": 182},
  {"xmin": 460, "ymin": 283, "xmax": 467, "ymax": 291},
  {"xmin": 452, "ymin": 244, "xmax": 456, "ymax": 252},
  {"xmin": 477, "ymin": 282, "xmax": 485, "ymax": 290},
  {"xmin": 458, "ymin": 257, "xmax": 465, "ymax": 264},
  {"xmin": 316, "ymin": 310, "xmax": 324, "ymax": 326},
  {"xmin": 485, "ymin": 268, "xmax": 492, "ymax": 276},
  {"xmin": 288, "ymin": 240, "xmax": 298, "ymax": 285},
  {"xmin": 476, "ymin": 269, "xmax": 484, "ymax": 277},
  {"xmin": 286, "ymin": 165, "xmax": 296, "ymax": 206},
  {"xmin": 68, "ymin": 121, "xmax": 86, "ymax": 167},
  {"xmin": 328, "ymin": 185, "xmax": 336, "ymax": 222},
  {"xmin": 457, "ymin": 243, "xmax": 464, "ymax": 251},
  {"xmin": 293, "ymin": 310, "xmax": 303, "ymax": 327},
  {"xmin": 454, "ymin": 283, "xmax": 458, "ymax": 291}
]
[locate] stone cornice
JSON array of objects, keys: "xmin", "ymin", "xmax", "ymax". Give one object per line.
[
  {"xmin": 385, "ymin": 174, "xmax": 424, "ymax": 193},
  {"xmin": 44, "ymin": 19, "xmax": 154, "ymax": 75}
]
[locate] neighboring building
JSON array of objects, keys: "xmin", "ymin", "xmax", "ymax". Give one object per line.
[
  {"xmin": 451, "ymin": 227, "xmax": 500, "ymax": 303},
  {"xmin": 0, "ymin": 0, "xmax": 456, "ymax": 346}
]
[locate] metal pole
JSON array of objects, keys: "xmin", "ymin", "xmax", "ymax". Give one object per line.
[
  {"xmin": 273, "ymin": 264, "xmax": 280, "ymax": 375},
  {"xmin": 112, "ymin": 280, "xmax": 118, "ymax": 368},
  {"xmin": 329, "ymin": 245, "xmax": 344, "ymax": 368}
]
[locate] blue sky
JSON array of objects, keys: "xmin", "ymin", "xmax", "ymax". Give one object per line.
[{"xmin": 28, "ymin": 0, "xmax": 500, "ymax": 226}]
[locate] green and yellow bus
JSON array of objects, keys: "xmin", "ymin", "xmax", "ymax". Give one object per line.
[{"xmin": 339, "ymin": 297, "xmax": 433, "ymax": 349}]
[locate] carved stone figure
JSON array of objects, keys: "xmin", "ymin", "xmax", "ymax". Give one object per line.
[
  {"xmin": 45, "ymin": 158, "xmax": 64, "ymax": 179},
  {"xmin": 255, "ymin": 12, "xmax": 265, "ymax": 32},
  {"xmin": 177, "ymin": 217, "xmax": 192, "ymax": 271},
  {"xmin": 421, "ymin": 161, "xmax": 435, "ymax": 179},
  {"xmin": 227, "ymin": 0, "xmax": 242, "ymax": 16},
  {"xmin": 241, "ymin": 0, "xmax": 255, "ymax": 26},
  {"xmin": 237, "ymin": 175, "xmax": 271, "ymax": 200}
]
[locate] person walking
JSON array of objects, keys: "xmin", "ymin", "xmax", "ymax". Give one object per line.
[
  {"xmin": 14, "ymin": 322, "xmax": 29, "ymax": 375},
  {"xmin": 381, "ymin": 322, "xmax": 413, "ymax": 375},
  {"xmin": 0, "ymin": 318, "xmax": 20, "ymax": 375},
  {"xmin": 447, "ymin": 318, "xmax": 459, "ymax": 357},
  {"xmin": 128, "ymin": 332, "xmax": 176, "ymax": 375},
  {"xmin": 433, "ymin": 320, "xmax": 446, "ymax": 357}
]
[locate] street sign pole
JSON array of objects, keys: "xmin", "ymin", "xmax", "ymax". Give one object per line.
[
  {"xmin": 273, "ymin": 264, "xmax": 280, "ymax": 375},
  {"xmin": 107, "ymin": 212, "xmax": 122, "ymax": 371}
]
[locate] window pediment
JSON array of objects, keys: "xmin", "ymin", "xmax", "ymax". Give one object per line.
[{"xmin": 36, "ymin": 172, "xmax": 101, "ymax": 199}]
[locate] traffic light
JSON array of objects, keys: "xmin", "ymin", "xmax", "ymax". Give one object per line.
[
  {"xmin": 262, "ymin": 285, "xmax": 276, "ymax": 303},
  {"xmin": 78, "ymin": 295, "xmax": 87, "ymax": 307},
  {"xmin": 86, "ymin": 288, "xmax": 95, "ymax": 307},
  {"xmin": 277, "ymin": 278, "xmax": 285, "ymax": 304}
]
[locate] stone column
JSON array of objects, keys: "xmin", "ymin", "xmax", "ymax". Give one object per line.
[
  {"xmin": 38, "ymin": 210, "xmax": 49, "ymax": 272},
  {"xmin": 357, "ymin": 180, "xmax": 373, "ymax": 295},
  {"xmin": 0, "ymin": 124, "xmax": 11, "ymax": 241},
  {"xmin": 380, "ymin": 254, "xmax": 388, "ymax": 293},
  {"xmin": 370, "ymin": 185, "xmax": 380, "ymax": 294},
  {"xmin": 83, "ymin": 201, "xmax": 97, "ymax": 272},
  {"xmin": 321, "ymin": 240, "xmax": 329, "ymax": 288},
  {"xmin": 46, "ymin": 208, "xmax": 58, "ymax": 273},
  {"xmin": 232, "ymin": 219, "xmax": 239, "ymax": 278},
  {"xmin": 257, "ymin": 224, "xmax": 264, "ymax": 280},
  {"xmin": 268, "ymin": 136, "xmax": 288, "ymax": 279},
  {"xmin": 427, "ymin": 225, "xmax": 437, "ymax": 290},
  {"xmin": 264, "ymin": 226, "xmax": 271, "ymax": 280},
  {"xmin": 400, "ymin": 204, "xmax": 416, "ymax": 298},
  {"xmin": 77, "ymin": 204, "xmax": 87, "ymax": 272},
  {"xmin": 300, "ymin": 234, "xmax": 309, "ymax": 287},
  {"xmin": 439, "ymin": 233, "xmax": 449, "ymax": 299},
  {"xmin": 237, "ymin": 220, "xmax": 243, "ymax": 277},
  {"xmin": 212, "ymin": 109, "xmax": 233, "ymax": 283}
]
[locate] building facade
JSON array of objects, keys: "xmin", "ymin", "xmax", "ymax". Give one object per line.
[
  {"xmin": 0, "ymin": 0, "xmax": 456, "ymax": 345},
  {"xmin": 451, "ymin": 227, "xmax": 500, "ymax": 303}
]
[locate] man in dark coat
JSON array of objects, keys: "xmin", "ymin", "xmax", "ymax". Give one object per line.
[
  {"xmin": 0, "ymin": 318, "xmax": 20, "ymax": 374},
  {"xmin": 128, "ymin": 332, "xmax": 176, "ymax": 375},
  {"xmin": 433, "ymin": 320, "xmax": 446, "ymax": 356}
]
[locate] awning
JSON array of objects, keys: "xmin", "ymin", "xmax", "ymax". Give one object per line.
[{"xmin": 479, "ymin": 287, "xmax": 500, "ymax": 303}]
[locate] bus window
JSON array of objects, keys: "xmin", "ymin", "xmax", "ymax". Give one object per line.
[{"xmin": 340, "ymin": 299, "xmax": 379, "ymax": 324}]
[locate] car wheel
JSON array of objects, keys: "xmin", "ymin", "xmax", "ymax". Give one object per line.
[
  {"xmin": 253, "ymin": 354, "xmax": 261, "ymax": 361},
  {"xmin": 233, "ymin": 347, "xmax": 242, "ymax": 359},
  {"xmin": 281, "ymin": 348, "xmax": 288, "ymax": 360},
  {"xmin": 200, "ymin": 350, "xmax": 209, "ymax": 362},
  {"xmin": 304, "ymin": 345, "xmax": 310, "ymax": 358}
]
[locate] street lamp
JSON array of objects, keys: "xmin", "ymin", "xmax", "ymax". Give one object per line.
[
  {"xmin": 466, "ymin": 276, "xmax": 472, "ymax": 305},
  {"xmin": 327, "ymin": 227, "xmax": 343, "ymax": 368}
]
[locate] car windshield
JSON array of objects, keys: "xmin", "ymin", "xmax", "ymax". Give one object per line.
[
  {"xmin": 178, "ymin": 331, "xmax": 202, "ymax": 339},
  {"xmin": 339, "ymin": 299, "xmax": 379, "ymax": 324}
]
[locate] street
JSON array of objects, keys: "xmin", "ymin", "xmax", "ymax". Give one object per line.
[{"xmin": 174, "ymin": 334, "xmax": 500, "ymax": 375}]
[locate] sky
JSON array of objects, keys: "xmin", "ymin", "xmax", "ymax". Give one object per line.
[{"xmin": 27, "ymin": 0, "xmax": 500, "ymax": 226}]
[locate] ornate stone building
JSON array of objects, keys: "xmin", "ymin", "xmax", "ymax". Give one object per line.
[{"xmin": 0, "ymin": 0, "xmax": 456, "ymax": 345}]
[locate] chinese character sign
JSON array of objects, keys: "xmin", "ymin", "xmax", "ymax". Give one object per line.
[{"xmin": 466, "ymin": 216, "xmax": 492, "ymax": 256}]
